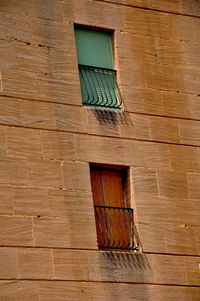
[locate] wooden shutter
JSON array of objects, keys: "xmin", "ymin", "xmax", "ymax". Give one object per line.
[
  {"xmin": 74, "ymin": 28, "xmax": 114, "ymax": 69},
  {"xmin": 90, "ymin": 167, "xmax": 129, "ymax": 250}
]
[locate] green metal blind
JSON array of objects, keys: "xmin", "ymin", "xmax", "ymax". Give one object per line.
[
  {"xmin": 74, "ymin": 27, "xmax": 121, "ymax": 108},
  {"xmin": 75, "ymin": 28, "xmax": 114, "ymax": 69}
]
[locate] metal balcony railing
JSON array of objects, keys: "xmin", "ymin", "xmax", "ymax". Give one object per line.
[
  {"xmin": 94, "ymin": 205, "xmax": 139, "ymax": 251},
  {"xmin": 79, "ymin": 64, "xmax": 122, "ymax": 109}
]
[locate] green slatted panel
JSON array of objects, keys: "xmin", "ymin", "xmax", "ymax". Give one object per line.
[{"xmin": 75, "ymin": 28, "xmax": 114, "ymax": 69}]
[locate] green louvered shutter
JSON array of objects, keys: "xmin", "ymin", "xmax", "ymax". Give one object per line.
[
  {"xmin": 74, "ymin": 28, "xmax": 119, "ymax": 108},
  {"xmin": 75, "ymin": 28, "xmax": 113, "ymax": 69}
]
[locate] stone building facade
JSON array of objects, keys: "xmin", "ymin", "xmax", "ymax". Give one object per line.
[{"xmin": 0, "ymin": 0, "xmax": 200, "ymax": 300}]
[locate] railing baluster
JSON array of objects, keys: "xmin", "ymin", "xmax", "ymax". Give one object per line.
[
  {"xmin": 78, "ymin": 65, "xmax": 122, "ymax": 109},
  {"xmin": 94, "ymin": 205, "xmax": 139, "ymax": 251}
]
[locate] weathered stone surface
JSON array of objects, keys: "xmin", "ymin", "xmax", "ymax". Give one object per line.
[
  {"xmin": 17, "ymin": 248, "xmax": 54, "ymax": 279},
  {"xmin": 157, "ymin": 170, "xmax": 188, "ymax": 198},
  {"xmin": 131, "ymin": 167, "xmax": 159, "ymax": 199},
  {"xmin": 149, "ymin": 116, "xmax": 180, "ymax": 143},
  {"xmin": 0, "ymin": 186, "xmax": 13, "ymax": 215},
  {"xmin": 6, "ymin": 127, "xmax": 42, "ymax": 157},
  {"xmin": 53, "ymin": 249, "xmax": 89, "ymax": 280},
  {"xmin": 0, "ymin": 248, "xmax": 17, "ymax": 279},
  {"xmin": 48, "ymin": 189, "xmax": 94, "ymax": 219},
  {"xmin": 0, "ymin": 157, "xmax": 28, "ymax": 185},
  {"xmin": 188, "ymin": 172, "xmax": 200, "ymax": 199},
  {"xmin": 63, "ymin": 161, "xmax": 91, "ymax": 191},
  {"xmin": 39, "ymin": 280, "xmax": 92, "ymax": 301},
  {"xmin": 33, "ymin": 217, "xmax": 70, "ymax": 248},
  {"xmin": 13, "ymin": 187, "xmax": 49, "ymax": 217},
  {"xmin": 20, "ymin": 99, "xmax": 56, "ymax": 130},
  {"xmin": 27, "ymin": 158, "xmax": 63, "ymax": 188},
  {"xmin": 55, "ymin": 104, "xmax": 86, "ymax": 132},
  {"xmin": 169, "ymin": 144, "xmax": 200, "ymax": 172},
  {"xmin": 0, "ymin": 96, "xmax": 21, "ymax": 126},
  {"xmin": 16, "ymin": 42, "xmax": 51, "ymax": 74},
  {"xmin": 0, "ymin": 216, "xmax": 33, "ymax": 246},
  {"xmin": 0, "ymin": 41, "xmax": 17, "ymax": 69},
  {"xmin": 179, "ymin": 119, "xmax": 200, "ymax": 146},
  {"xmin": 0, "ymin": 281, "xmax": 40, "ymax": 301},
  {"xmin": 41, "ymin": 131, "xmax": 75, "ymax": 160}
]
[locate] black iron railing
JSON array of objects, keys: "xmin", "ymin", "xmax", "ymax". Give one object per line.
[
  {"xmin": 79, "ymin": 64, "xmax": 122, "ymax": 109},
  {"xmin": 94, "ymin": 205, "xmax": 139, "ymax": 250}
]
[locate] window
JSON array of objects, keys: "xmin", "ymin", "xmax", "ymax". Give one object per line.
[
  {"xmin": 90, "ymin": 166, "xmax": 138, "ymax": 251},
  {"xmin": 74, "ymin": 27, "xmax": 122, "ymax": 109}
]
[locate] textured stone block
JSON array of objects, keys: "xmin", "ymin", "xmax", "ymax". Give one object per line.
[
  {"xmin": 91, "ymin": 282, "xmax": 124, "ymax": 301},
  {"xmin": 16, "ymin": 43, "xmax": 51, "ymax": 74},
  {"xmin": 39, "ymin": 281, "xmax": 92, "ymax": 301},
  {"xmin": 0, "ymin": 127, "xmax": 6, "ymax": 155},
  {"xmin": 2, "ymin": 69, "xmax": 81, "ymax": 105},
  {"xmin": 144, "ymin": 63, "xmax": 177, "ymax": 91},
  {"xmin": 33, "ymin": 217, "xmax": 70, "ymax": 248},
  {"xmin": 157, "ymin": 170, "xmax": 188, "ymax": 198},
  {"xmin": 161, "ymin": 92, "xmax": 194, "ymax": 119},
  {"xmin": 0, "ymin": 41, "xmax": 17, "ymax": 69},
  {"xmin": 75, "ymin": 134, "xmax": 170, "ymax": 168},
  {"xmin": 179, "ymin": 119, "xmax": 200, "ymax": 146},
  {"xmin": 48, "ymin": 189, "xmax": 94, "ymax": 219},
  {"xmin": 120, "ymin": 113, "xmax": 150, "ymax": 140},
  {"xmin": 6, "ymin": 127, "xmax": 42, "ymax": 157},
  {"xmin": 20, "ymin": 99, "xmax": 56, "ymax": 130},
  {"xmin": 176, "ymin": 68, "xmax": 200, "ymax": 95},
  {"xmin": 169, "ymin": 144, "xmax": 200, "ymax": 172},
  {"xmin": 116, "ymin": 31, "xmax": 157, "ymax": 64},
  {"xmin": 53, "ymin": 249, "xmax": 89, "ymax": 280},
  {"xmin": 156, "ymin": 38, "xmax": 187, "ymax": 66},
  {"xmin": 139, "ymin": 223, "xmax": 198, "ymax": 255},
  {"xmin": 17, "ymin": 248, "xmax": 54, "ymax": 279},
  {"xmin": 184, "ymin": 257, "xmax": 200, "ymax": 286},
  {"xmin": 131, "ymin": 167, "xmax": 159, "ymax": 199},
  {"xmin": 0, "ymin": 281, "xmax": 39, "ymax": 301},
  {"xmin": 123, "ymin": 88, "xmax": 164, "ymax": 116},
  {"xmin": 0, "ymin": 157, "xmax": 28, "ymax": 185},
  {"xmin": 27, "ymin": 158, "xmax": 63, "ymax": 188},
  {"xmin": 31, "ymin": 18, "xmax": 69, "ymax": 49},
  {"xmin": 0, "ymin": 216, "xmax": 33, "ymax": 246},
  {"xmin": 0, "ymin": 186, "xmax": 13, "ymax": 215},
  {"xmin": 0, "ymin": 248, "xmax": 17, "ymax": 279},
  {"xmin": 150, "ymin": 254, "xmax": 187, "ymax": 285},
  {"xmin": 135, "ymin": 196, "xmax": 178, "ymax": 225},
  {"xmin": 188, "ymin": 172, "xmax": 200, "ymax": 199},
  {"xmin": 149, "ymin": 116, "xmax": 180, "ymax": 143},
  {"xmin": 0, "ymin": 96, "xmax": 21, "ymax": 126},
  {"xmin": 69, "ymin": 218, "xmax": 97, "ymax": 249},
  {"xmin": 41, "ymin": 131, "xmax": 75, "ymax": 160},
  {"xmin": 55, "ymin": 104, "xmax": 86, "ymax": 133},
  {"xmin": 63, "ymin": 161, "xmax": 91, "ymax": 191},
  {"xmin": 13, "ymin": 187, "xmax": 49, "ymax": 217}
]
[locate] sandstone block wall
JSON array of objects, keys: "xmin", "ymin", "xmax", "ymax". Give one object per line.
[{"xmin": 0, "ymin": 0, "xmax": 200, "ymax": 300}]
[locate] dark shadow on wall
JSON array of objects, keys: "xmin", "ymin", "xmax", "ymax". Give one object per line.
[
  {"xmin": 102, "ymin": 251, "xmax": 151, "ymax": 271},
  {"xmin": 91, "ymin": 107, "xmax": 133, "ymax": 126}
]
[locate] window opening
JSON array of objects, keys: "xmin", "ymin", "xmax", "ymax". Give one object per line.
[
  {"xmin": 90, "ymin": 166, "xmax": 138, "ymax": 251},
  {"xmin": 74, "ymin": 27, "xmax": 122, "ymax": 109}
]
